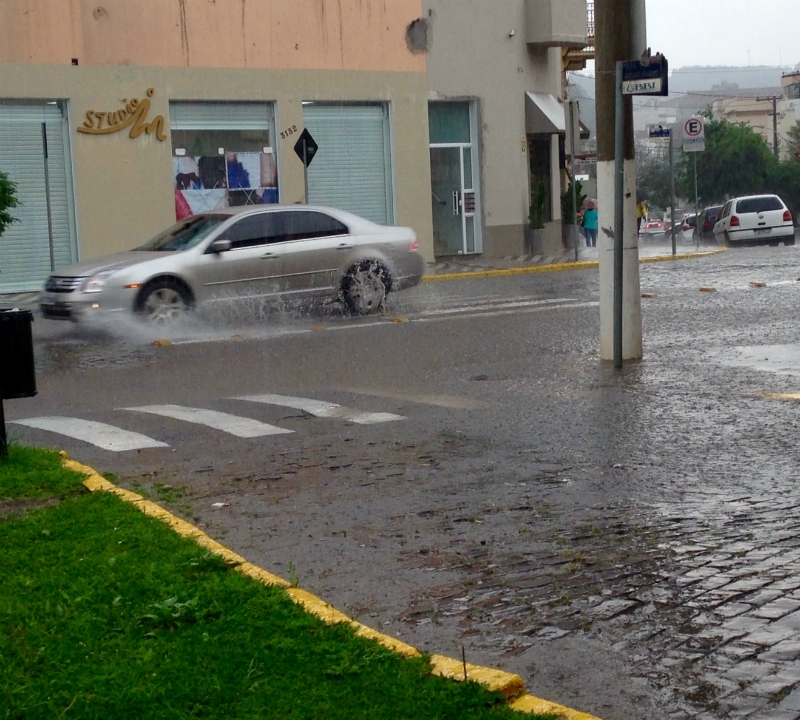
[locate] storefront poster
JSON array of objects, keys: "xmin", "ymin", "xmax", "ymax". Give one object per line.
[{"xmin": 174, "ymin": 150, "xmax": 277, "ymax": 219}]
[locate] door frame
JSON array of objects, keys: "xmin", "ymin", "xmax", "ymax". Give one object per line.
[{"xmin": 428, "ymin": 101, "xmax": 482, "ymax": 256}]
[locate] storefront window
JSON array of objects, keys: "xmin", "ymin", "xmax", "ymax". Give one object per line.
[{"xmin": 170, "ymin": 102, "xmax": 278, "ymax": 220}]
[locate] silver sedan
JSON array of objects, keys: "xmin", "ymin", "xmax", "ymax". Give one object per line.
[{"xmin": 40, "ymin": 205, "xmax": 426, "ymax": 325}]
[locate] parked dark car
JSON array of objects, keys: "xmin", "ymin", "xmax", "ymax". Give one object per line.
[{"xmin": 698, "ymin": 205, "xmax": 724, "ymax": 243}]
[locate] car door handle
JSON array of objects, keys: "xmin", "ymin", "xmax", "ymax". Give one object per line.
[
  {"xmin": 337, "ymin": 244, "xmax": 354, "ymax": 250},
  {"xmin": 261, "ymin": 253, "xmax": 279, "ymax": 259}
]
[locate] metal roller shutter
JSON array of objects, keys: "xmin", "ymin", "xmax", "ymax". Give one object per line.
[
  {"xmin": 169, "ymin": 102, "xmax": 275, "ymax": 130},
  {"xmin": 0, "ymin": 103, "xmax": 77, "ymax": 292},
  {"xmin": 303, "ymin": 104, "xmax": 393, "ymax": 225}
]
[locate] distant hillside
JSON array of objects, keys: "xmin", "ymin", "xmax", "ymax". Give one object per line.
[{"xmin": 669, "ymin": 66, "xmax": 792, "ymax": 94}]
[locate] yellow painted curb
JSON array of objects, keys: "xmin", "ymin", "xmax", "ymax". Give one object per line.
[
  {"xmin": 424, "ymin": 247, "xmax": 727, "ymax": 282},
  {"xmin": 423, "ymin": 261, "xmax": 598, "ymax": 282},
  {"xmin": 762, "ymin": 392, "xmax": 800, "ymax": 402},
  {"xmin": 63, "ymin": 453, "xmax": 601, "ymax": 718}
]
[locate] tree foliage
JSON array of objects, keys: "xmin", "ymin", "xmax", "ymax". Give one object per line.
[
  {"xmin": 561, "ymin": 179, "xmax": 587, "ymax": 225},
  {"xmin": 787, "ymin": 122, "xmax": 800, "ymax": 159},
  {"xmin": 636, "ymin": 149, "xmax": 673, "ymax": 212},
  {"xmin": 678, "ymin": 118, "xmax": 775, "ymax": 206},
  {"xmin": 0, "ymin": 170, "xmax": 18, "ymax": 237}
]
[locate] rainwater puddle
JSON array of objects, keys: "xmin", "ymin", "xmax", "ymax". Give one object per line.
[{"xmin": 714, "ymin": 344, "xmax": 800, "ymax": 376}]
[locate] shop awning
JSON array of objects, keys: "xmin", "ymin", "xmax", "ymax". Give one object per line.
[{"xmin": 525, "ymin": 92, "xmax": 566, "ymax": 134}]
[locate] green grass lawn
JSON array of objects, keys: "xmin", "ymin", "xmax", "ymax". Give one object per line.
[{"xmin": 0, "ymin": 446, "xmax": 545, "ymax": 719}]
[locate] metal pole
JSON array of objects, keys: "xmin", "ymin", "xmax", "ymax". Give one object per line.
[
  {"xmin": 694, "ymin": 152, "xmax": 699, "ymax": 249},
  {"xmin": 614, "ymin": 60, "xmax": 624, "ymax": 369},
  {"xmin": 0, "ymin": 399, "xmax": 7, "ymax": 460},
  {"xmin": 41, "ymin": 122, "xmax": 56, "ymax": 272},
  {"xmin": 569, "ymin": 103, "xmax": 580, "ymax": 262},
  {"xmin": 669, "ymin": 132, "xmax": 676, "ymax": 256},
  {"xmin": 303, "ymin": 141, "xmax": 309, "ymax": 204},
  {"xmin": 773, "ymin": 96, "xmax": 779, "ymax": 158}
]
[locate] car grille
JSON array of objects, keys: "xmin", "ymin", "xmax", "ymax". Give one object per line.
[
  {"xmin": 45, "ymin": 275, "xmax": 84, "ymax": 293},
  {"xmin": 40, "ymin": 302, "xmax": 74, "ymax": 319}
]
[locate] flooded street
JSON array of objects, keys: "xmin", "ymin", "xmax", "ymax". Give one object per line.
[{"xmin": 7, "ymin": 245, "xmax": 800, "ymax": 720}]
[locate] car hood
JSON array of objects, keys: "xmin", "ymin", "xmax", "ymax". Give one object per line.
[{"xmin": 51, "ymin": 251, "xmax": 172, "ymax": 278}]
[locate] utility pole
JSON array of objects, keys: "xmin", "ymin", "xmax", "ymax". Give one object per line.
[
  {"xmin": 758, "ymin": 95, "xmax": 781, "ymax": 158},
  {"xmin": 596, "ymin": 0, "xmax": 644, "ymax": 363}
]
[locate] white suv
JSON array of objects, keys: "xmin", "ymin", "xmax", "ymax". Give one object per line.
[{"xmin": 714, "ymin": 194, "xmax": 795, "ymax": 246}]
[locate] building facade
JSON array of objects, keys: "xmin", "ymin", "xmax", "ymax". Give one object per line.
[
  {"xmin": 423, "ymin": 0, "xmax": 588, "ymax": 258},
  {"xmin": 0, "ymin": 0, "xmax": 433, "ymax": 292}
]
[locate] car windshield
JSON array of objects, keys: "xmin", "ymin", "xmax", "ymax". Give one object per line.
[
  {"xmin": 737, "ymin": 197, "xmax": 783, "ymax": 213},
  {"xmin": 135, "ymin": 215, "xmax": 227, "ymax": 252}
]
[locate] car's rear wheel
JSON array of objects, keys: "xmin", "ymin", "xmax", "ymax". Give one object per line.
[
  {"xmin": 137, "ymin": 279, "xmax": 192, "ymax": 326},
  {"xmin": 342, "ymin": 261, "xmax": 387, "ymax": 315}
]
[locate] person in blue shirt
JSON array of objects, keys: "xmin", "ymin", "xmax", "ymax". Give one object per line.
[{"xmin": 582, "ymin": 205, "xmax": 598, "ymax": 247}]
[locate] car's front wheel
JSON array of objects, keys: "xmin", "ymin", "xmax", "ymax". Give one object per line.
[
  {"xmin": 342, "ymin": 261, "xmax": 387, "ymax": 315},
  {"xmin": 137, "ymin": 279, "xmax": 192, "ymax": 326}
]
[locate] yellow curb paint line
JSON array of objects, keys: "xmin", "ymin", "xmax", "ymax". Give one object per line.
[
  {"xmin": 638, "ymin": 247, "xmax": 728, "ymax": 264},
  {"xmin": 429, "ymin": 654, "xmax": 525, "ymax": 699},
  {"xmin": 762, "ymin": 393, "xmax": 800, "ymax": 402},
  {"xmin": 423, "ymin": 262, "xmax": 598, "ymax": 282},
  {"xmin": 424, "ymin": 247, "xmax": 727, "ymax": 282},
  {"xmin": 63, "ymin": 452, "xmax": 600, "ymax": 717},
  {"xmin": 512, "ymin": 694, "xmax": 603, "ymax": 719}
]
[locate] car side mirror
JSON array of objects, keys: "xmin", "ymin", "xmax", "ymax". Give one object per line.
[{"xmin": 208, "ymin": 238, "xmax": 232, "ymax": 254}]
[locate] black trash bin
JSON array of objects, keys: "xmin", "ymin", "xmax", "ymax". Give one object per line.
[{"xmin": 0, "ymin": 308, "xmax": 37, "ymax": 400}]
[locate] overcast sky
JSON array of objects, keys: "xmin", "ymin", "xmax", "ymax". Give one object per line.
[{"xmin": 646, "ymin": 0, "xmax": 800, "ymax": 69}]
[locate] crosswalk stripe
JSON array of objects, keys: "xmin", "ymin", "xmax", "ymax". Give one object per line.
[
  {"xmin": 122, "ymin": 405, "xmax": 293, "ymax": 438},
  {"xmin": 233, "ymin": 394, "xmax": 405, "ymax": 425},
  {"xmin": 10, "ymin": 417, "xmax": 169, "ymax": 452}
]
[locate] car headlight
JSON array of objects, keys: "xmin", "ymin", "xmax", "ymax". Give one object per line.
[{"xmin": 81, "ymin": 272, "xmax": 114, "ymax": 294}]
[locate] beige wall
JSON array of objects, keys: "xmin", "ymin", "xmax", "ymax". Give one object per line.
[
  {"xmin": 424, "ymin": 0, "xmax": 565, "ymax": 257},
  {"xmin": 0, "ymin": 0, "xmax": 425, "ymax": 74},
  {"xmin": 0, "ymin": 64, "xmax": 434, "ymax": 263}
]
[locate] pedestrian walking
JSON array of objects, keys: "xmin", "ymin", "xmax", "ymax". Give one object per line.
[{"xmin": 583, "ymin": 202, "xmax": 598, "ymax": 247}]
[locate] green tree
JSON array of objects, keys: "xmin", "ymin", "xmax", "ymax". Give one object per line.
[
  {"xmin": 0, "ymin": 170, "xmax": 18, "ymax": 237},
  {"xmin": 766, "ymin": 159, "xmax": 800, "ymax": 219},
  {"xmin": 561, "ymin": 179, "xmax": 587, "ymax": 225},
  {"xmin": 678, "ymin": 118, "xmax": 776, "ymax": 206},
  {"xmin": 636, "ymin": 149, "xmax": 673, "ymax": 212},
  {"xmin": 787, "ymin": 122, "xmax": 800, "ymax": 159}
]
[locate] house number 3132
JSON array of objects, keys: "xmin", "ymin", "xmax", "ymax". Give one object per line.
[{"xmin": 281, "ymin": 125, "xmax": 298, "ymax": 140}]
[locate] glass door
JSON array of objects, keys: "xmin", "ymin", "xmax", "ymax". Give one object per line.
[
  {"xmin": 430, "ymin": 144, "xmax": 477, "ymax": 256},
  {"xmin": 428, "ymin": 101, "xmax": 481, "ymax": 256}
]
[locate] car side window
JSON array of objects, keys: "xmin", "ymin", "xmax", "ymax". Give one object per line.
[
  {"xmin": 223, "ymin": 214, "xmax": 280, "ymax": 250},
  {"xmin": 722, "ymin": 202, "xmax": 731, "ymax": 219},
  {"xmin": 272, "ymin": 211, "xmax": 349, "ymax": 243}
]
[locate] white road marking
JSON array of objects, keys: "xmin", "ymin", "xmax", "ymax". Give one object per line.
[
  {"xmin": 413, "ymin": 301, "xmax": 599, "ymax": 323},
  {"xmin": 170, "ymin": 299, "xmax": 595, "ymax": 346},
  {"xmin": 233, "ymin": 394, "xmax": 405, "ymax": 424},
  {"xmin": 337, "ymin": 387, "xmax": 489, "ymax": 410},
  {"xmin": 10, "ymin": 417, "xmax": 169, "ymax": 452},
  {"xmin": 122, "ymin": 405, "xmax": 293, "ymax": 438},
  {"xmin": 419, "ymin": 297, "xmax": 576, "ymax": 317}
]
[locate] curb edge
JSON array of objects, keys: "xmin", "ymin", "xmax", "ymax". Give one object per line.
[
  {"xmin": 423, "ymin": 246, "xmax": 728, "ymax": 282},
  {"xmin": 63, "ymin": 453, "xmax": 602, "ymax": 718}
]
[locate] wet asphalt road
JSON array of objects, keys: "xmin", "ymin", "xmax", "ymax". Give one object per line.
[{"xmin": 8, "ymin": 244, "xmax": 800, "ymax": 720}]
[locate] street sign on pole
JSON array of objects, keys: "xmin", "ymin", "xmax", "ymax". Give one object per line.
[
  {"xmin": 648, "ymin": 124, "xmax": 672, "ymax": 139},
  {"xmin": 293, "ymin": 129, "xmax": 319, "ymax": 204},
  {"xmin": 621, "ymin": 55, "xmax": 669, "ymax": 97},
  {"xmin": 683, "ymin": 117, "xmax": 705, "ymax": 152}
]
